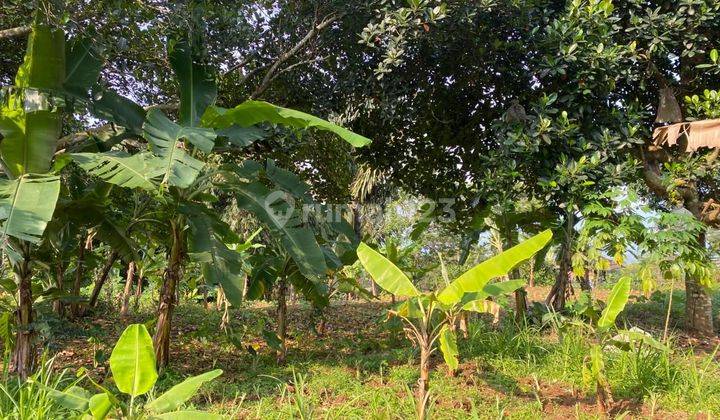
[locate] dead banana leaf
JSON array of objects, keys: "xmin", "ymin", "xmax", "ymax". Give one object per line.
[{"xmin": 653, "ymin": 119, "xmax": 720, "ymax": 152}]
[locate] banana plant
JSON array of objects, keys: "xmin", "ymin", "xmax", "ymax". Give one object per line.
[
  {"xmin": 43, "ymin": 324, "xmax": 223, "ymax": 419},
  {"xmin": 246, "ymin": 215, "xmax": 357, "ymax": 363},
  {"xmin": 356, "ymin": 229, "xmax": 552, "ymax": 420},
  {"xmin": 567, "ymin": 276, "xmax": 668, "ymax": 414},
  {"xmin": 0, "ymin": 5, "xmax": 66, "ymax": 379},
  {"xmin": 62, "ymin": 29, "xmax": 370, "ymax": 368}
]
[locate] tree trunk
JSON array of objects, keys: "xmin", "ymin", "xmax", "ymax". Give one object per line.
[
  {"xmin": 88, "ymin": 251, "xmax": 119, "ymax": 309},
  {"xmin": 153, "ymin": 223, "xmax": 183, "ymax": 370},
  {"xmin": 685, "ymin": 276, "xmax": 713, "ymax": 335},
  {"xmin": 514, "ymin": 286, "xmax": 528, "ymax": 322},
  {"xmin": 504, "ymin": 228, "xmax": 527, "ymax": 321},
  {"xmin": 511, "ymin": 260, "xmax": 527, "ymax": 321},
  {"xmin": 215, "ymin": 287, "xmax": 224, "ymax": 311},
  {"xmin": 53, "ymin": 261, "xmax": 64, "ymax": 317},
  {"xmin": 529, "ymin": 259, "xmax": 535, "ymax": 288},
  {"xmin": 120, "ymin": 261, "xmax": 135, "ymax": 318},
  {"xmin": 417, "ymin": 329, "xmax": 431, "ymax": 419},
  {"xmin": 70, "ymin": 233, "xmax": 87, "ymax": 318},
  {"xmin": 11, "ymin": 249, "xmax": 34, "ymax": 380},
  {"xmin": 685, "ymin": 232, "xmax": 714, "ymax": 335},
  {"xmin": 202, "ymin": 283, "xmax": 209, "ymax": 311},
  {"xmin": 458, "ymin": 312, "xmax": 469, "ymax": 339},
  {"xmin": 546, "ymin": 213, "xmax": 575, "ymax": 311},
  {"xmin": 370, "ymin": 277, "xmax": 378, "ymax": 298},
  {"xmin": 641, "ymin": 136, "xmax": 715, "ymax": 335},
  {"xmin": 133, "ymin": 270, "xmax": 143, "ymax": 311},
  {"xmin": 579, "ymin": 265, "xmax": 592, "ymax": 292},
  {"xmin": 547, "ymin": 249, "xmax": 573, "ymax": 311},
  {"xmin": 276, "ymin": 277, "xmax": 288, "ymax": 364}
]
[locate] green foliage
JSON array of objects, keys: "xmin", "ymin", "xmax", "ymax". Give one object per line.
[
  {"xmin": 50, "ymin": 324, "xmax": 222, "ymax": 418},
  {"xmin": 202, "ymin": 101, "xmax": 371, "ymax": 148},
  {"xmin": 145, "ymin": 370, "xmax": 223, "ymax": 414},
  {"xmin": 143, "ymin": 109, "xmax": 216, "ymax": 188},
  {"xmin": 357, "ymin": 227, "xmax": 552, "ymax": 415},
  {"xmin": 356, "ymin": 242, "xmax": 419, "ymax": 298},
  {"xmin": 438, "ymin": 325, "xmax": 458, "ymax": 372},
  {"xmin": 108, "ymin": 324, "xmax": 157, "ymax": 397},
  {"xmin": 0, "ymin": 174, "xmax": 60, "ymax": 245},
  {"xmin": 69, "ymin": 152, "xmax": 159, "ymax": 191},
  {"xmin": 0, "ymin": 18, "xmax": 64, "ymax": 176},
  {"xmin": 597, "ymin": 276, "xmax": 631, "ymax": 330},
  {"xmin": 168, "ymin": 39, "xmax": 217, "ymax": 128},
  {"xmin": 437, "ymin": 230, "xmax": 552, "ymax": 305},
  {"xmin": 185, "ymin": 204, "xmax": 249, "ymax": 306}
]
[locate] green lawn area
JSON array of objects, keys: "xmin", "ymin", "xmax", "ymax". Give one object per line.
[{"xmin": 42, "ymin": 286, "xmax": 720, "ymax": 419}]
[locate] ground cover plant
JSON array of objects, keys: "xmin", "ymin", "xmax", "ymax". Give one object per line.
[{"xmin": 1, "ymin": 0, "xmax": 720, "ymax": 419}]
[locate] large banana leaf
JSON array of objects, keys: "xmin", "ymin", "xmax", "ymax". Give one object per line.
[
  {"xmin": 201, "ymin": 101, "xmax": 371, "ymax": 147},
  {"xmin": 185, "ymin": 206, "xmax": 245, "ymax": 306},
  {"xmin": 597, "ymin": 276, "xmax": 631, "ymax": 330},
  {"xmin": 482, "ymin": 279, "xmax": 526, "ymax": 297},
  {"xmin": 145, "ymin": 369, "xmax": 222, "ymax": 414},
  {"xmin": 41, "ymin": 385, "xmax": 91, "ymax": 411},
  {"xmin": 265, "ymin": 159, "xmax": 311, "ymax": 201},
  {"xmin": 64, "ymin": 38, "xmax": 102, "ymax": 97},
  {"xmin": 0, "ymin": 23, "xmax": 64, "ymax": 176},
  {"xmin": 95, "ymin": 218, "xmax": 138, "ymax": 263},
  {"xmin": 169, "ymin": 39, "xmax": 217, "ymax": 127},
  {"xmin": 287, "ymin": 268, "xmax": 330, "ymax": 308},
  {"xmin": 69, "ymin": 151, "xmax": 160, "ymax": 190},
  {"xmin": 217, "ymin": 125, "xmax": 268, "ymax": 148},
  {"xmin": 91, "ymin": 89, "xmax": 146, "ymax": 134},
  {"xmin": 108, "ymin": 324, "xmax": 157, "ymax": 397},
  {"xmin": 460, "ymin": 279, "xmax": 526, "ymax": 311},
  {"xmin": 357, "ymin": 242, "xmax": 420, "ymax": 298},
  {"xmin": 88, "ymin": 393, "xmax": 113, "ymax": 419},
  {"xmin": 232, "ymin": 181, "xmax": 327, "ymax": 279},
  {"xmin": 143, "ymin": 109, "xmax": 216, "ymax": 188},
  {"xmin": 438, "ymin": 324, "xmax": 459, "ymax": 371},
  {"xmin": 0, "ymin": 174, "xmax": 60, "ymax": 246},
  {"xmin": 59, "ymin": 37, "xmax": 146, "ymax": 134},
  {"xmin": 437, "ymin": 230, "xmax": 551, "ymax": 305}
]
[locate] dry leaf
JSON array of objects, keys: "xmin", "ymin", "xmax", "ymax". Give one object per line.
[{"xmin": 653, "ymin": 119, "xmax": 720, "ymax": 151}]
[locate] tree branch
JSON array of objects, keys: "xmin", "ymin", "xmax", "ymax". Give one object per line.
[
  {"xmin": 0, "ymin": 26, "xmax": 31, "ymax": 39},
  {"xmin": 250, "ymin": 13, "xmax": 342, "ymax": 99}
]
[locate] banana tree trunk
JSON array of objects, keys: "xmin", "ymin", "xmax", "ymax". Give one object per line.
[
  {"xmin": 416, "ymin": 317, "xmax": 431, "ymax": 420},
  {"xmin": 215, "ymin": 287, "xmax": 224, "ymax": 311},
  {"xmin": 514, "ymin": 283, "xmax": 528, "ymax": 322},
  {"xmin": 120, "ymin": 261, "xmax": 135, "ymax": 318},
  {"xmin": 53, "ymin": 260, "xmax": 64, "ymax": 317},
  {"xmin": 528, "ymin": 259, "xmax": 535, "ymax": 288},
  {"xmin": 276, "ymin": 277, "xmax": 288, "ymax": 364},
  {"xmin": 153, "ymin": 223, "xmax": 183, "ymax": 369},
  {"xmin": 203, "ymin": 282, "xmax": 210, "ymax": 311},
  {"xmin": 11, "ymin": 248, "xmax": 34, "ymax": 380},
  {"xmin": 133, "ymin": 269, "xmax": 143, "ymax": 311},
  {"xmin": 88, "ymin": 251, "xmax": 119, "ymax": 309},
  {"xmin": 370, "ymin": 277, "xmax": 378, "ymax": 297},
  {"xmin": 70, "ymin": 232, "xmax": 88, "ymax": 318}
]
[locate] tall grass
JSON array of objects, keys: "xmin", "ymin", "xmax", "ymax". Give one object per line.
[{"xmin": 0, "ymin": 357, "xmax": 73, "ymax": 419}]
